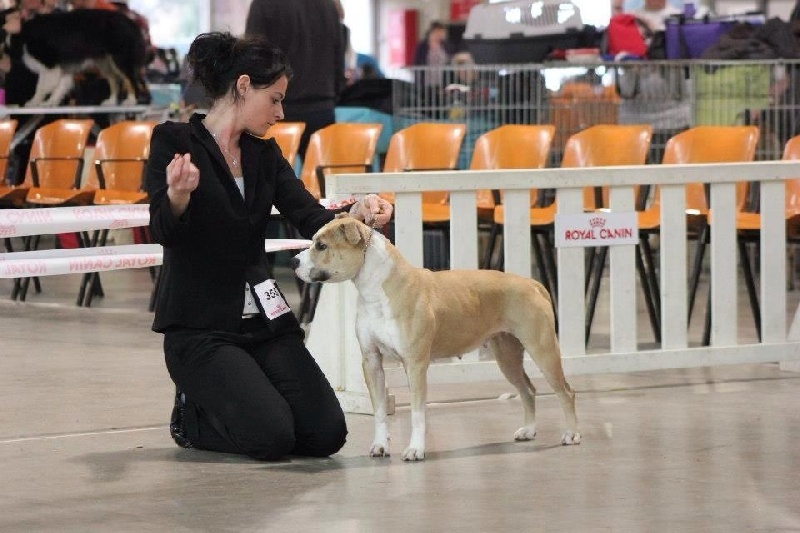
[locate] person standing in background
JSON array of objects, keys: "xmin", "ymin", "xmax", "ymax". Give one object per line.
[
  {"xmin": 413, "ymin": 20, "xmax": 451, "ymax": 69},
  {"xmin": 412, "ymin": 21, "xmax": 452, "ymax": 115},
  {"xmin": 245, "ymin": 0, "xmax": 344, "ymax": 161},
  {"xmin": 332, "ymin": 0, "xmax": 357, "ymax": 85},
  {"xmin": 630, "ymin": 0, "xmax": 680, "ymax": 35}
]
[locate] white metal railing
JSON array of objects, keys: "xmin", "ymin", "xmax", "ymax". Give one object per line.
[{"xmin": 306, "ymin": 161, "xmax": 800, "ymax": 413}]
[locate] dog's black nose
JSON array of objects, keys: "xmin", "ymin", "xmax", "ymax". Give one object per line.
[{"xmin": 290, "ymin": 257, "xmax": 300, "ymax": 270}]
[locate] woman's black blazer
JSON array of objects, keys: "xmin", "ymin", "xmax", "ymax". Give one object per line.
[{"xmin": 144, "ymin": 114, "xmax": 336, "ymax": 334}]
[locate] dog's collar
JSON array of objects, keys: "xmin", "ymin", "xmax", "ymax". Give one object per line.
[
  {"xmin": 363, "ymin": 221, "xmax": 377, "ymax": 255},
  {"xmin": 363, "ymin": 228, "xmax": 375, "ymax": 255}
]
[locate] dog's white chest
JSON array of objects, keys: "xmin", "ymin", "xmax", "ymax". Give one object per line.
[{"xmin": 356, "ymin": 299, "xmax": 405, "ymax": 360}]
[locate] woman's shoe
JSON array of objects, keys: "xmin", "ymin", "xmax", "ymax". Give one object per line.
[{"xmin": 169, "ymin": 387, "xmax": 193, "ymax": 449}]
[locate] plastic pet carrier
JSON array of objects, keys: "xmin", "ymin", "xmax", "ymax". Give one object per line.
[{"xmin": 464, "ymin": 0, "xmax": 584, "ymax": 64}]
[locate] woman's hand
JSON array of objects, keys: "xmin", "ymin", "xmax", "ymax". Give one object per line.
[
  {"xmin": 350, "ymin": 194, "xmax": 393, "ymax": 228},
  {"xmin": 166, "ymin": 153, "xmax": 200, "ymax": 217}
]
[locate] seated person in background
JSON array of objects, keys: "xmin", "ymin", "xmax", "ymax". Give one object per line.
[{"xmin": 355, "ymin": 52, "xmax": 384, "ymax": 80}]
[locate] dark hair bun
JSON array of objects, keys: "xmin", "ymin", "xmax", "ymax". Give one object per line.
[
  {"xmin": 186, "ymin": 32, "xmax": 238, "ymax": 97},
  {"xmin": 186, "ymin": 31, "xmax": 292, "ymax": 101}
]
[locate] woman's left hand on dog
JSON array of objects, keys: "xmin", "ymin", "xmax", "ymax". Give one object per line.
[{"xmin": 349, "ymin": 194, "xmax": 392, "ymax": 228}]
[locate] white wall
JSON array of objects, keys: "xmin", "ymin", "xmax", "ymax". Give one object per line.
[{"xmin": 211, "ymin": 0, "xmax": 251, "ymax": 35}]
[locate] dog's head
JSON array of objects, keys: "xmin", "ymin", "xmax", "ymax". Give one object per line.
[{"xmin": 292, "ymin": 214, "xmax": 373, "ymax": 283}]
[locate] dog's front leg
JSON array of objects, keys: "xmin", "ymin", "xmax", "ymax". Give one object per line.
[
  {"xmin": 403, "ymin": 358, "xmax": 430, "ymax": 461},
  {"xmin": 26, "ymin": 68, "xmax": 63, "ymax": 106},
  {"xmin": 362, "ymin": 350, "xmax": 390, "ymax": 457}
]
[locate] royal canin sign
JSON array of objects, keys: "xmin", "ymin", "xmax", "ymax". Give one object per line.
[{"xmin": 554, "ymin": 212, "xmax": 639, "ymax": 248}]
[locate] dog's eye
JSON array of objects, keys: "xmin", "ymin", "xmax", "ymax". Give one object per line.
[{"xmin": 315, "ymin": 241, "xmax": 327, "ymax": 251}]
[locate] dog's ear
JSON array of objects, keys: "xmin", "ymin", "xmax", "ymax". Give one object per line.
[
  {"xmin": 335, "ymin": 212, "xmax": 350, "ymax": 219},
  {"xmin": 340, "ymin": 220, "xmax": 371, "ymax": 244}
]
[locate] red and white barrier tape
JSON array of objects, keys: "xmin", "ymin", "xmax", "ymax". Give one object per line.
[
  {"xmin": 0, "ymin": 240, "xmax": 310, "ymax": 278},
  {"xmin": 0, "ymin": 205, "xmax": 150, "ymax": 238},
  {"xmin": 0, "ymin": 244, "xmax": 161, "ymax": 278}
]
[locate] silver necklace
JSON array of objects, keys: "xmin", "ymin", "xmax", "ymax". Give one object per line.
[{"xmin": 209, "ymin": 130, "xmax": 240, "ymax": 169}]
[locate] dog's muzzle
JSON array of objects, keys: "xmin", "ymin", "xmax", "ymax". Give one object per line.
[{"xmin": 291, "ymin": 251, "xmax": 331, "ymax": 283}]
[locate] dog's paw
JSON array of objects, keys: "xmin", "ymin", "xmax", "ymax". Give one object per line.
[
  {"xmin": 402, "ymin": 447, "xmax": 425, "ymax": 461},
  {"xmin": 561, "ymin": 431, "xmax": 582, "ymax": 445},
  {"xmin": 513, "ymin": 425, "xmax": 537, "ymax": 441},
  {"xmin": 369, "ymin": 443, "xmax": 390, "ymax": 457}
]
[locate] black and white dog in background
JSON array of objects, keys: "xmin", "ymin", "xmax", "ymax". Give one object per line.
[{"xmin": 4, "ymin": 8, "xmax": 148, "ymax": 106}]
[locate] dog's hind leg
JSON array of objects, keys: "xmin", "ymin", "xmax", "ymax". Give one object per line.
[
  {"xmin": 489, "ymin": 333, "xmax": 539, "ymax": 441},
  {"xmin": 94, "ymin": 56, "xmax": 125, "ymax": 105},
  {"xmin": 361, "ymin": 348, "xmax": 391, "ymax": 457},
  {"xmin": 42, "ymin": 71, "xmax": 75, "ymax": 106},
  {"xmin": 519, "ymin": 327, "xmax": 580, "ymax": 445}
]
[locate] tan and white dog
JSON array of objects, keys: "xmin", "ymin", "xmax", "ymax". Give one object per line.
[{"xmin": 292, "ymin": 215, "xmax": 580, "ymax": 461}]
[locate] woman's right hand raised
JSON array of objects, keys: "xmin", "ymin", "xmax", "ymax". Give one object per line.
[{"xmin": 166, "ymin": 153, "xmax": 200, "ymax": 217}]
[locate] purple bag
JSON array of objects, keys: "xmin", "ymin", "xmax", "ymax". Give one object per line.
[{"xmin": 665, "ymin": 15, "xmax": 764, "ymax": 59}]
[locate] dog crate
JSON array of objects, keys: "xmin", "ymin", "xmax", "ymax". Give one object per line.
[{"xmin": 463, "ymin": 0, "xmax": 585, "ymax": 64}]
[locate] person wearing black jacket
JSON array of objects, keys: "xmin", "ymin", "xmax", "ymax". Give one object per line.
[
  {"xmin": 144, "ymin": 32, "xmax": 391, "ymax": 460},
  {"xmin": 244, "ymin": 0, "xmax": 344, "ymax": 160}
]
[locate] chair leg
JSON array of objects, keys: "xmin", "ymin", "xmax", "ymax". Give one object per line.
[
  {"xmin": 737, "ymin": 238, "xmax": 762, "ymax": 341},
  {"xmin": 15, "ymin": 235, "xmax": 41, "ymax": 301},
  {"xmin": 296, "ymin": 281, "xmax": 315, "ymax": 324},
  {"xmin": 584, "ymin": 247, "xmax": 597, "ymax": 294},
  {"xmin": 77, "ymin": 231, "xmax": 97, "ymax": 306},
  {"xmin": 482, "ymin": 223, "xmax": 500, "ymax": 270},
  {"xmin": 297, "ymin": 280, "xmax": 325, "ymax": 325},
  {"xmin": 307, "ymin": 282, "xmax": 323, "ymax": 323},
  {"xmin": 531, "ymin": 232, "xmax": 551, "ymax": 293},
  {"xmin": 702, "ymin": 287, "xmax": 712, "ymax": 346},
  {"xmin": 635, "ymin": 242, "xmax": 661, "ymax": 344},
  {"xmin": 687, "ymin": 223, "xmax": 709, "ymax": 325},
  {"xmin": 541, "ymin": 231, "xmax": 558, "ymax": 304},
  {"xmin": 639, "ymin": 234, "xmax": 661, "ymax": 315},
  {"xmin": 20, "ymin": 277, "xmax": 31, "ymax": 301},
  {"xmin": 585, "ymin": 246, "xmax": 608, "ymax": 346}
]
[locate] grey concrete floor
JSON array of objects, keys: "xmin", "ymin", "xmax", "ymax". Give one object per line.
[{"xmin": 1, "ymin": 247, "xmax": 800, "ymax": 532}]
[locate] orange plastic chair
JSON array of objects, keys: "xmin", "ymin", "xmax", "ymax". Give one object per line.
[
  {"xmin": 23, "ymin": 119, "xmax": 96, "ymax": 207},
  {"xmin": 0, "ymin": 119, "xmax": 22, "ymax": 206},
  {"xmin": 294, "ymin": 122, "xmax": 382, "ymax": 323},
  {"xmin": 299, "ymin": 123, "xmax": 382, "ymax": 199},
  {"xmin": 734, "ymin": 133, "xmax": 800, "ymax": 341},
  {"xmin": 557, "ymin": 125, "xmax": 653, "ymax": 338},
  {"xmin": 472, "ymin": 124, "xmax": 556, "ymax": 269},
  {"xmin": 622, "ymin": 125, "xmax": 758, "ymax": 346},
  {"xmin": 264, "ymin": 122, "xmax": 305, "ymax": 167},
  {"xmin": 655, "ymin": 126, "xmax": 760, "ymax": 338},
  {"xmin": 382, "ymin": 122, "xmax": 467, "ymax": 223},
  {"xmin": 78, "ymin": 120, "xmax": 158, "ymax": 307},
  {"xmin": 86, "ymin": 120, "xmax": 157, "ymax": 205},
  {"xmin": 11, "ymin": 119, "xmax": 94, "ymax": 302},
  {"xmin": 639, "ymin": 125, "xmax": 760, "ymax": 231}
]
